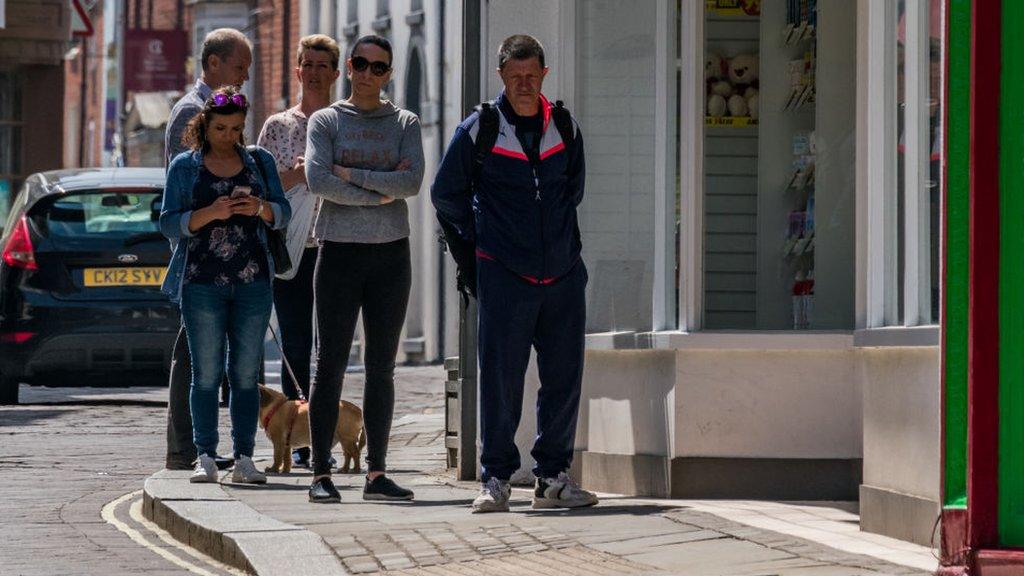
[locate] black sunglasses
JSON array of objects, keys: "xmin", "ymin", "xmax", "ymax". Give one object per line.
[{"xmin": 351, "ymin": 56, "xmax": 391, "ymax": 77}]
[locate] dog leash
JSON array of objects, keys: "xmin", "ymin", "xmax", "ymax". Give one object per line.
[{"xmin": 268, "ymin": 324, "xmax": 307, "ymax": 402}]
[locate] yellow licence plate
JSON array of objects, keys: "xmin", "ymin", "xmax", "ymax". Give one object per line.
[{"xmin": 83, "ymin": 267, "xmax": 167, "ymax": 287}]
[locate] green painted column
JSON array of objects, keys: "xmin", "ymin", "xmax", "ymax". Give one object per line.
[
  {"xmin": 1001, "ymin": 0, "xmax": 1024, "ymax": 547},
  {"xmin": 944, "ymin": 0, "xmax": 969, "ymax": 511}
]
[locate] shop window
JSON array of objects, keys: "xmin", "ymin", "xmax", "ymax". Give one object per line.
[
  {"xmin": 888, "ymin": 0, "xmax": 942, "ymax": 327},
  {"xmin": 575, "ymin": 0, "xmax": 659, "ymax": 333},
  {"xmin": 699, "ymin": 0, "xmax": 856, "ymax": 330}
]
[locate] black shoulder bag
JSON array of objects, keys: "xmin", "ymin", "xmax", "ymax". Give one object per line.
[{"xmin": 247, "ymin": 146, "xmax": 293, "ymax": 276}]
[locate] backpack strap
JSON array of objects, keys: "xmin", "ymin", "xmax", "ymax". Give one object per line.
[
  {"xmin": 551, "ymin": 100, "xmax": 575, "ymax": 148},
  {"xmin": 472, "ymin": 101, "xmax": 500, "ymax": 187}
]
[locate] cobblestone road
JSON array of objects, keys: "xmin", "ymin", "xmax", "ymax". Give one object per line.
[{"xmin": 0, "ymin": 364, "xmax": 443, "ymax": 576}]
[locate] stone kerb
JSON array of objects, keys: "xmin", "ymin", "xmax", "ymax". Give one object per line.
[{"xmin": 142, "ymin": 469, "xmax": 347, "ymax": 575}]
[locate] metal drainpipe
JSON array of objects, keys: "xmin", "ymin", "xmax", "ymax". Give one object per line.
[
  {"xmin": 455, "ymin": 0, "xmax": 482, "ymax": 482},
  {"xmin": 79, "ymin": 37, "xmax": 88, "ymax": 168}
]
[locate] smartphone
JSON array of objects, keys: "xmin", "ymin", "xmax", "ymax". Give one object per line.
[{"xmin": 230, "ymin": 186, "xmax": 252, "ymax": 199}]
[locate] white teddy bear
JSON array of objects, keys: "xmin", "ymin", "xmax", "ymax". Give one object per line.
[
  {"xmin": 705, "ymin": 52, "xmax": 726, "ymax": 82},
  {"xmin": 728, "ymin": 53, "xmax": 759, "ymax": 87}
]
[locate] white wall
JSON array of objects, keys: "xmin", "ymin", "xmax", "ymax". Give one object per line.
[
  {"xmin": 675, "ymin": 349, "xmax": 861, "ymax": 458},
  {"xmin": 859, "ymin": 347, "xmax": 940, "ymax": 500},
  {"xmin": 482, "ymin": 1, "xmax": 563, "ymax": 101}
]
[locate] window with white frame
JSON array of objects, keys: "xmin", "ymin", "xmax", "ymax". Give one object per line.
[
  {"xmin": 574, "ymin": 0, "xmax": 662, "ymax": 334},
  {"xmin": 887, "ymin": 0, "xmax": 942, "ymax": 327},
  {"xmin": 688, "ymin": 0, "xmax": 857, "ymax": 331}
]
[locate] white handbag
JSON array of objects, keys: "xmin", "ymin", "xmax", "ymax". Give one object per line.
[{"xmin": 274, "ymin": 184, "xmax": 317, "ymax": 281}]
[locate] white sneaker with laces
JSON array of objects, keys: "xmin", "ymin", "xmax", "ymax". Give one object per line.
[
  {"xmin": 472, "ymin": 477, "xmax": 511, "ymax": 513},
  {"xmin": 231, "ymin": 455, "xmax": 267, "ymax": 484},
  {"xmin": 190, "ymin": 454, "xmax": 218, "ymax": 484},
  {"xmin": 533, "ymin": 472, "xmax": 598, "ymax": 509}
]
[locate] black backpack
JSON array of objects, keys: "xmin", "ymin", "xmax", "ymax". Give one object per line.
[{"xmin": 471, "ymin": 99, "xmax": 576, "ymax": 182}]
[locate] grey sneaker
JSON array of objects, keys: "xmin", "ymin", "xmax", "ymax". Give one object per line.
[
  {"xmin": 472, "ymin": 477, "xmax": 511, "ymax": 513},
  {"xmin": 231, "ymin": 455, "xmax": 267, "ymax": 484},
  {"xmin": 189, "ymin": 454, "xmax": 218, "ymax": 484},
  {"xmin": 533, "ymin": 472, "xmax": 598, "ymax": 509}
]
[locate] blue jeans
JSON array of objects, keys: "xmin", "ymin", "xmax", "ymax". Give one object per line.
[{"xmin": 181, "ymin": 279, "xmax": 272, "ymax": 459}]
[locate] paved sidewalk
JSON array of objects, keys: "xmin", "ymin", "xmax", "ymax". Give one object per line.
[{"xmin": 142, "ymin": 366, "xmax": 940, "ymax": 575}]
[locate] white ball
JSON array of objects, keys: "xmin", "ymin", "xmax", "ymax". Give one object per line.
[
  {"xmin": 707, "ymin": 94, "xmax": 727, "ymax": 117},
  {"xmin": 711, "ymin": 80, "xmax": 734, "ymax": 98},
  {"xmin": 728, "ymin": 94, "xmax": 748, "ymax": 117}
]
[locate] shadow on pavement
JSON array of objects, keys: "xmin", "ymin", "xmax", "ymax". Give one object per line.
[
  {"xmin": 17, "ymin": 399, "xmax": 166, "ymax": 408},
  {"xmin": 0, "ymin": 408, "xmax": 70, "ymax": 427},
  {"xmin": 518, "ymin": 504, "xmax": 677, "ymax": 517}
]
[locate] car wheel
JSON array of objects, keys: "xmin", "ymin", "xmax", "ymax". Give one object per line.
[{"xmin": 0, "ymin": 374, "xmax": 19, "ymax": 405}]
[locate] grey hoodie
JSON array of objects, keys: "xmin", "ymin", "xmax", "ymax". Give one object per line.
[{"xmin": 305, "ymin": 100, "xmax": 424, "ymax": 243}]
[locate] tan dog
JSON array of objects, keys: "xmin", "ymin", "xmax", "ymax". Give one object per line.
[{"xmin": 257, "ymin": 385, "xmax": 365, "ymax": 474}]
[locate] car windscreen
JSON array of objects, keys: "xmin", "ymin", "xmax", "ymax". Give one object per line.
[{"xmin": 43, "ymin": 190, "xmax": 162, "ymax": 239}]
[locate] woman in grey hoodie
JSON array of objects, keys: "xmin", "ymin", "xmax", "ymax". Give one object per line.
[{"xmin": 304, "ymin": 34, "xmax": 424, "ymax": 503}]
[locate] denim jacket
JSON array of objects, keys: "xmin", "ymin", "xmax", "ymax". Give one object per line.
[{"xmin": 160, "ymin": 145, "xmax": 292, "ymax": 303}]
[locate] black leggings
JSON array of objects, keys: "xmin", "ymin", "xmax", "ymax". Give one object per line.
[{"xmin": 309, "ymin": 238, "xmax": 411, "ymax": 476}]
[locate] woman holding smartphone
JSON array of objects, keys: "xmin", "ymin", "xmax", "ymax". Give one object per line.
[{"xmin": 160, "ymin": 86, "xmax": 291, "ymax": 485}]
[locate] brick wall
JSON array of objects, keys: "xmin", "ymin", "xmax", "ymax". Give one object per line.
[
  {"xmin": 64, "ymin": 0, "xmax": 194, "ymax": 168},
  {"xmin": 126, "ymin": 0, "xmax": 189, "ymax": 32},
  {"xmin": 251, "ymin": 0, "xmax": 303, "ymax": 132},
  {"xmin": 63, "ymin": 0, "xmax": 106, "ymax": 168}
]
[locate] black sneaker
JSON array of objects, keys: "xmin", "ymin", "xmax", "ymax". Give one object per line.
[
  {"xmin": 292, "ymin": 449, "xmax": 310, "ymax": 469},
  {"xmin": 363, "ymin": 475, "xmax": 414, "ymax": 501},
  {"xmin": 308, "ymin": 477, "xmax": 341, "ymax": 504}
]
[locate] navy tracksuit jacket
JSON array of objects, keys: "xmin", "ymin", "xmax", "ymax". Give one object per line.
[{"xmin": 431, "ymin": 92, "xmax": 587, "ymax": 482}]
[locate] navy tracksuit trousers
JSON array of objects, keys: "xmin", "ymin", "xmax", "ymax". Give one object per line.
[{"xmin": 477, "ymin": 256, "xmax": 588, "ymax": 482}]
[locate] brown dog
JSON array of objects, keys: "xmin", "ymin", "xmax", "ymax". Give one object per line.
[{"xmin": 257, "ymin": 385, "xmax": 365, "ymax": 474}]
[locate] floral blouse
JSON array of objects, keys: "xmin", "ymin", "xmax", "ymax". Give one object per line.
[
  {"xmin": 257, "ymin": 107, "xmax": 318, "ymax": 247},
  {"xmin": 184, "ymin": 165, "xmax": 268, "ymax": 286}
]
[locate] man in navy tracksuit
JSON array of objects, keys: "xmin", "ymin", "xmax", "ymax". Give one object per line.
[{"xmin": 431, "ymin": 34, "xmax": 598, "ymax": 513}]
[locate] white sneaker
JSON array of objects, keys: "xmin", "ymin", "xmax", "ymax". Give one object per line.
[
  {"xmin": 189, "ymin": 454, "xmax": 218, "ymax": 484},
  {"xmin": 231, "ymin": 455, "xmax": 267, "ymax": 484},
  {"xmin": 472, "ymin": 477, "xmax": 511, "ymax": 513},
  {"xmin": 533, "ymin": 472, "xmax": 598, "ymax": 509}
]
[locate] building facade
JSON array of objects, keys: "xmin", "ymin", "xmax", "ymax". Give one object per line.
[
  {"xmin": 468, "ymin": 0, "xmax": 945, "ymax": 548},
  {"xmin": 0, "ymin": 0, "xmax": 74, "ymax": 219}
]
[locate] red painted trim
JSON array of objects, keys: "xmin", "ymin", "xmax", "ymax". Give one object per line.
[
  {"xmin": 491, "ymin": 146, "xmax": 529, "ymax": 161},
  {"xmin": 975, "ymin": 549, "xmax": 1024, "ymax": 575},
  {"xmin": 968, "ymin": 0, "xmax": 1001, "ymax": 550},
  {"xmin": 943, "ymin": 508, "xmax": 971, "ymax": 568},
  {"xmin": 540, "ymin": 142, "xmax": 566, "ymax": 161},
  {"xmin": 940, "ymin": 0, "xmax": 952, "ymax": 513}
]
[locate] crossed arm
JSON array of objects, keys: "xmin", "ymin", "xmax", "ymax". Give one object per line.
[{"xmin": 305, "ymin": 112, "xmax": 424, "ymax": 206}]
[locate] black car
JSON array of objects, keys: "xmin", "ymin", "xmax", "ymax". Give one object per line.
[{"xmin": 0, "ymin": 168, "xmax": 178, "ymax": 404}]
